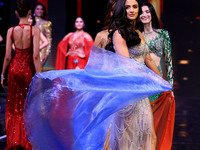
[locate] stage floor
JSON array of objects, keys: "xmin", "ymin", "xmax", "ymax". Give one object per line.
[{"xmin": 0, "ymin": 91, "xmax": 200, "ymax": 150}]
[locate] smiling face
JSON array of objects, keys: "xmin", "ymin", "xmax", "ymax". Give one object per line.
[
  {"xmin": 125, "ymin": 0, "xmax": 139, "ymax": 21},
  {"xmin": 140, "ymin": 6, "xmax": 152, "ymax": 24},
  {"xmin": 34, "ymin": 5, "xmax": 44, "ymax": 17},
  {"xmin": 75, "ymin": 17, "xmax": 84, "ymax": 30}
]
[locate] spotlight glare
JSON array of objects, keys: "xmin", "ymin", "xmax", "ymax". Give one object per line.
[
  {"xmin": 179, "ymin": 60, "xmax": 189, "ymax": 64},
  {"xmin": 183, "ymin": 77, "xmax": 188, "ymax": 81}
]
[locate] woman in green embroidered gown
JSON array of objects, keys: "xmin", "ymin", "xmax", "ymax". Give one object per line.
[
  {"xmin": 139, "ymin": 2, "xmax": 173, "ymax": 101},
  {"xmin": 139, "ymin": 2, "xmax": 175, "ymax": 150}
]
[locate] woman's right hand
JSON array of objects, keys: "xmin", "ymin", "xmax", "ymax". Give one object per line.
[
  {"xmin": 1, "ymin": 78, "xmax": 7, "ymax": 90},
  {"xmin": 1, "ymin": 79, "xmax": 4, "ymax": 89}
]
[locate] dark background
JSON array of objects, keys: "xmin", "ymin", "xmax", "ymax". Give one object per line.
[
  {"xmin": 0, "ymin": 0, "xmax": 199, "ymax": 97},
  {"xmin": 0, "ymin": 0, "xmax": 200, "ymax": 149}
]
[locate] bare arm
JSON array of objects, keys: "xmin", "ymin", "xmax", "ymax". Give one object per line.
[
  {"xmin": 94, "ymin": 32, "xmax": 103, "ymax": 47},
  {"xmin": 33, "ymin": 27, "xmax": 41, "ymax": 73},
  {"xmin": 114, "ymin": 30, "xmax": 162, "ymax": 78},
  {"xmin": 163, "ymin": 30, "xmax": 174, "ymax": 85},
  {"xmin": 138, "ymin": 30, "xmax": 162, "ymax": 77},
  {"xmin": 39, "ymin": 32, "xmax": 49, "ymax": 50},
  {"xmin": 1, "ymin": 28, "xmax": 13, "ymax": 88},
  {"xmin": 145, "ymin": 53, "xmax": 162, "ymax": 77},
  {"xmin": 113, "ymin": 30, "xmax": 130, "ymax": 58},
  {"xmin": 43, "ymin": 21, "xmax": 52, "ymax": 56}
]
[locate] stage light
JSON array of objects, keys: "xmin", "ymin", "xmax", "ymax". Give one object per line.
[
  {"xmin": 188, "ymin": 49, "xmax": 194, "ymax": 53},
  {"xmin": 179, "ymin": 123, "xmax": 187, "ymax": 127},
  {"xmin": 196, "ymin": 16, "xmax": 200, "ymax": 20},
  {"xmin": 179, "ymin": 131, "xmax": 187, "ymax": 137},
  {"xmin": 182, "ymin": 77, "xmax": 188, "ymax": 81},
  {"xmin": 179, "ymin": 60, "xmax": 190, "ymax": 64},
  {"xmin": 97, "ymin": 20, "xmax": 100, "ymax": 24}
]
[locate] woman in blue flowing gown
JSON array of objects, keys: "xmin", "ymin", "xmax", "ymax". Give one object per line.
[
  {"xmin": 24, "ymin": 46, "xmax": 171, "ymax": 150},
  {"xmin": 104, "ymin": 0, "xmax": 165, "ymax": 149},
  {"xmin": 23, "ymin": 1, "xmax": 172, "ymax": 150}
]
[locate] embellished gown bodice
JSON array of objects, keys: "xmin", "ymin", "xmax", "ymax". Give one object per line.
[
  {"xmin": 55, "ymin": 32, "xmax": 94, "ymax": 70},
  {"xmin": 67, "ymin": 33, "xmax": 86, "ymax": 58},
  {"xmin": 143, "ymin": 29, "xmax": 174, "ymax": 102},
  {"xmin": 128, "ymin": 43, "xmax": 149, "ymax": 64},
  {"xmin": 65, "ymin": 32, "xmax": 94, "ymax": 69},
  {"xmin": 143, "ymin": 29, "xmax": 173, "ymax": 85},
  {"xmin": 110, "ymin": 43, "xmax": 154, "ymax": 150}
]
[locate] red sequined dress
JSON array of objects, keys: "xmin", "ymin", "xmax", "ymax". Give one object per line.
[
  {"xmin": 55, "ymin": 32, "xmax": 94, "ymax": 70},
  {"xmin": 5, "ymin": 24, "xmax": 35, "ymax": 150}
]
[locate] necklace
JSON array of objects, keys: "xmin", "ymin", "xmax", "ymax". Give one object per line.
[
  {"xmin": 143, "ymin": 30, "xmax": 154, "ymax": 35},
  {"xmin": 35, "ymin": 17, "xmax": 41, "ymax": 22}
]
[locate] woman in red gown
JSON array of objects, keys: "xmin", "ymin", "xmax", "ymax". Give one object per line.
[
  {"xmin": 56, "ymin": 16, "xmax": 94, "ymax": 70},
  {"xmin": 1, "ymin": 0, "xmax": 41, "ymax": 149}
]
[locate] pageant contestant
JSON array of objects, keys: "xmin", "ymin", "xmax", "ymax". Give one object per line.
[
  {"xmin": 32, "ymin": 2, "xmax": 52, "ymax": 66},
  {"xmin": 23, "ymin": 0, "xmax": 172, "ymax": 149},
  {"xmin": 56, "ymin": 16, "xmax": 94, "ymax": 70},
  {"xmin": 12, "ymin": 14, "xmax": 49, "ymax": 51},
  {"xmin": 105, "ymin": 0, "xmax": 164, "ymax": 149},
  {"xmin": 140, "ymin": 1, "xmax": 175, "ymax": 149},
  {"xmin": 94, "ymin": 0, "xmax": 116, "ymax": 49},
  {"xmin": 94, "ymin": 1, "xmax": 117, "ymax": 149},
  {"xmin": 28, "ymin": 14, "xmax": 49, "ymax": 50},
  {"xmin": 1, "ymin": 0, "xmax": 41, "ymax": 149}
]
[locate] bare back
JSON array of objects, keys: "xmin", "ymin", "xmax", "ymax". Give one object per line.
[{"xmin": 12, "ymin": 25, "xmax": 32, "ymax": 49}]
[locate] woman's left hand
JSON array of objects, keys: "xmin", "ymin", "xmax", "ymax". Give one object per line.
[{"xmin": 171, "ymin": 91, "xmax": 174, "ymax": 97}]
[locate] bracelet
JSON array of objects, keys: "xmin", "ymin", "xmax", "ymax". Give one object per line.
[{"xmin": 1, "ymin": 74, "xmax": 5, "ymax": 81}]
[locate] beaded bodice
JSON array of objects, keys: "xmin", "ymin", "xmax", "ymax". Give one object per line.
[
  {"xmin": 35, "ymin": 17, "xmax": 52, "ymax": 55},
  {"xmin": 144, "ymin": 30, "xmax": 164, "ymax": 57},
  {"xmin": 143, "ymin": 29, "xmax": 174, "ymax": 85},
  {"xmin": 128, "ymin": 43, "xmax": 149, "ymax": 64}
]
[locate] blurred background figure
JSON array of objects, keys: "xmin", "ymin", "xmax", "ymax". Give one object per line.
[
  {"xmin": 28, "ymin": 14, "xmax": 49, "ymax": 50},
  {"xmin": 32, "ymin": 2, "xmax": 52, "ymax": 67},
  {"xmin": 56, "ymin": 16, "xmax": 93, "ymax": 70},
  {"xmin": 94, "ymin": 0, "xmax": 116, "ymax": 49}
]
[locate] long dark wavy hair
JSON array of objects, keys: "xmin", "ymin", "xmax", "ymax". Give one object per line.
[
  {"xmin": 103, "ymin": 0, "xmax": 117, "ymax": 30},
  {"xmin": 105, "ymin": 0, "xmax": 142, "ymax": 52},
  {"xmin": 139, "ymin": 1, "xmax": 160, "ymax": 32},
  {"xmin": 32, "ymin": 2, "xmax": 47, "ymax": 25},
  {"xmin": 16, "ymin": 0, "xmax": 30, "ymax": 18}
]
